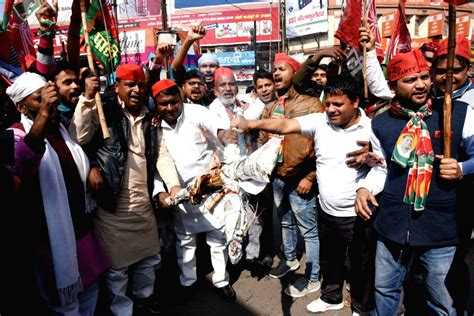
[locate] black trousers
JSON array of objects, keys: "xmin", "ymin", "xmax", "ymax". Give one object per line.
[
  {"xmin": 318, "ymin": 207, "xmax": 376, "ymax": 315},
  {"xmin": 349, "ymin": 216, "xmax": 376, "ymax": 315},
  {"xmin": 319, "ymin": 209, "xmax": 356, "ymax": 304}
]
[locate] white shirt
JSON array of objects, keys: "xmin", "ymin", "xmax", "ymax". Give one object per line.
[
  {"xmin": 296, "ymin": 109, "xmax": 372, "ymax": 217},
  {"xmin": 366, "ymin": 50, "xmax": 394, "ymax": 100},
  {"xmin": 243, "ymin": 97, "xmax": 266, "ymax": 120},
  {"xmin": 160, "ymin": 103, "xmax": 226, "ymax": 184},
  {"xmin": 209, "ymin": 98, "xmax": 234, "ymax": 128},
  {"xmin": 209, "ymin": 96, "xmax": 265, "ymax": 126},
  {"xmin": 154, "ymin": 103, "xmax": 228, "ymax": 233}
]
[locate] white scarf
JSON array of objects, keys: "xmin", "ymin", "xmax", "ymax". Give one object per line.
[{"xmin": 21, "ymin": 114, "xmax": 96, "ymax": 306}]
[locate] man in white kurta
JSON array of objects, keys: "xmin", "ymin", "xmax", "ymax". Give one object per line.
[{"xmin": 152, "ymin": 79, "xmax": 237, "ymax": 301}]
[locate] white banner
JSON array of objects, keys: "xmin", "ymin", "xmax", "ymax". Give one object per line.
[
  {"xmin": 119, "ymin": 29, "xmax": 146, "ymax": 55},
  {"xmin": 286, "ymin": 0, "xmax": 328, "ymax": 38}
]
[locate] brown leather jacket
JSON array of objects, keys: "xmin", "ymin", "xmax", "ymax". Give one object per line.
[{"xmin": 258, "ymin": 86, "xmax": 324, "ymax": 182}]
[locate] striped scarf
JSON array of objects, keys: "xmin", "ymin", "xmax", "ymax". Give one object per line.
[
  {"xmin": 269, "ymin": 95, "xmax": 286, "ymax": 163},
  {"xmin": 390, "ymin": 99, "xmax": 434, "ymax": 211}
]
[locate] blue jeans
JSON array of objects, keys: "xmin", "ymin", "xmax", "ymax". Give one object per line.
[
  {"xmin": 373, "ymin": 238, "xmax": 456, "ymax": 316},
  {"xmin": 273, "ymin": 176, "xmax": 319, "ymax": 282}
]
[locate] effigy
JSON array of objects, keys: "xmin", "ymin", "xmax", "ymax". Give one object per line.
[{"xmin": 165, "ymin": 138, "xmax": 282, "ymax": 264}]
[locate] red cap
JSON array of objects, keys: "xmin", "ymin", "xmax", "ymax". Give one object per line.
[
  {"xmin": 214, "ymin": 67, "xmax": 235, "ymax": 82},
  {"xmin": 151, "ymin": 79, "xmax": 177, "ymax": 97},
  {"xmin": 387, "ymin": 50, "xmax": 430, "ymax": 82},
  {"xmin": 274, "ymin": 53, "xmax": 301, "ymax": 72},
  {"xmin": 434, "ymin": 35, "xmax": 471, "ymax": 61},
  {"xmin": 116, "ymin": 64, "xmax": 145, "ymax": 82}
]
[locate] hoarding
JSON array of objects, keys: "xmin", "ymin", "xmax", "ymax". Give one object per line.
[
  {"xmin": 286, "ymin": 0, "xmax": 328, "ymax": 38},
  {"xmin": 118, "ymin": 6, "xmax": 279, "ymax": 45},
  {"xmin": 428, "ymin": 12, "xmax": 444, "ymax": 37},
  {"xmin": 381, "ymin": 12, "xmax": 396, "ymax": 38},
  {"xmin": 120, "ymin": 28, "xmax": 157, "ymax": 64},
  {"xmin": 175, "ymin": 0, "xmax": 268, "ymax": 8},
  {"xmin": 456, "ymin": 13, "xmax": 471, "ymax": 36},
  {"xmin": 215, "ymin": 51, "xmax": 255, "ymax": 66}
]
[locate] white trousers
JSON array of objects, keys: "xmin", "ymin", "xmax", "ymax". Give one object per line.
[
  {"xmin": 176, "ymin": 228, "xmax": 229, "ymax": 288},
  {"xmin": 105, "ymin": 254, "xmax": 161, "ymax": 316}
]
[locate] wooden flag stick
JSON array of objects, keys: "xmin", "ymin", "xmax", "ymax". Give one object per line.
[
  {"xmin": 79, "ymin": 0, "xmax": 110, "ymax": 139},
  {"xmin": 443, "ymin": 4, "xmax": 456, "ymax": 158},
  {"xmin": 362, "ymin": 0, "xmax": 369, "ymax": 100}
]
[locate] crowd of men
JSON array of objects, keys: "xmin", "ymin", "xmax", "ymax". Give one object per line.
[{"xmin": 0, "ymin": 2, "xmax": 473, "ymax": 315}]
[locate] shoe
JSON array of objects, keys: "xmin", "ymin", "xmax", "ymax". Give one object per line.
[
  {"xmin": 268, "ymin": 259, "xmax": 300, "ymax": 279},
  {"xmin": 216, "ymin": 284, "xmax": 236, "ymax": 302},
  {"xmin": 306, "ymin": 298, "xmax": 344, "ymax": 313},
  {"xmin": 284, "ymin": 278, "xmax": 321, "ymax": 298},
  {"xmin": 258, "ymin": 255, "xmax": 274, "ymax": 268},
  {"xmin": 246, "ymin": 259, "xmax": 264, "ymax": 279},
  {"xmin": 352, "ymin": 312, "xmax": 360, "ymax": 316},
  {"xmin": 133, "ymin": 296, "xmax": 160, "ymax": 315}
]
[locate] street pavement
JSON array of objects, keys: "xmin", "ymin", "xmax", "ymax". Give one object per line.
[
  {"xmin": 152, "ymin": 239, "xmax": 474, "ymax": 316},
  {"xmin": 95, "ymin": 238, "xmax": 474, "ymax": 316}
]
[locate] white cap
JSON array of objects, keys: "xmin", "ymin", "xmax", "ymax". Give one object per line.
[{"xmin": 6, "ymin": 72, "xmax": 47, "ymax": 104}]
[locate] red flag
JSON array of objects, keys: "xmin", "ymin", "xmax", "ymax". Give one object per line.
[
  {"xmin": 336, "ymin": 0, "xmax": 383, "ymax": 62},
  {"xmin": 384, "ymin": 0, "xmax": 412, "ymax": 63},
  {"xmin": 367, "ymin": 0, "xmax": 384, "ymax": 62},
  {"xmin": 3, "ymin": 0, "xmax": 36, "ymax": 70},
  {"xmin": 335, "ymin": 0, "xmax": 362, "ymax": 49}
]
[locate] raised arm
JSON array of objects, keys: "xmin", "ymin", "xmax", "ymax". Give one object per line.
[
  {"xmin": 293, "ymin": 47, "xmax": 347, "ymax": 97},
  {"xmin": 171, "ymin": 26, "xmax": 205, "ymax": 74},
  {"xmin": 68, "ymin": 75, "xmax": 100, "ymax": 145},
  {"xmin": 359, "ymin": 26, "xmax": 393, "ymax": 100},
  {"xmin": 35, "ymin": 0, "xmax": 58, "ymax": 77},
  {"xmin": 147, "ymin": 43, "xmax": 175, "ymax": 87}
]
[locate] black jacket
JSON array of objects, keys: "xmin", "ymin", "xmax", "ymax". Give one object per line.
[{"xmin": 84, "ymin": 94, "xmax": 158, "ymax": 212}]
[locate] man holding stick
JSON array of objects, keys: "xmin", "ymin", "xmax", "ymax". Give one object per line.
[{"xmin": 355, "ymin": 50, "xmax": 474, "ymax": 315}]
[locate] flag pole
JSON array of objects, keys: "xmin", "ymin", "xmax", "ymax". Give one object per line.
[
  {"xmin": 362, "ymin": 0, "xmax": 369, "ymax": 100},
  {"xmin": 79, "ymin": 0, "xmax": 110, "ymax": 139},
  {"xmin": 443, "ymin": 4, "xmax": 456, "ymax": 158}
]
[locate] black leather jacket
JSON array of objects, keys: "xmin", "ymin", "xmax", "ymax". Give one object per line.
[{"xmin": 85, "ymin": 94, "xmax": 158, "ymax": 212}]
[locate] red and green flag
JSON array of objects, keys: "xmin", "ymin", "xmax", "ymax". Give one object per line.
[{"xmin": 81, "ymin": 0, "xmax": 120, "ymax": 74}]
